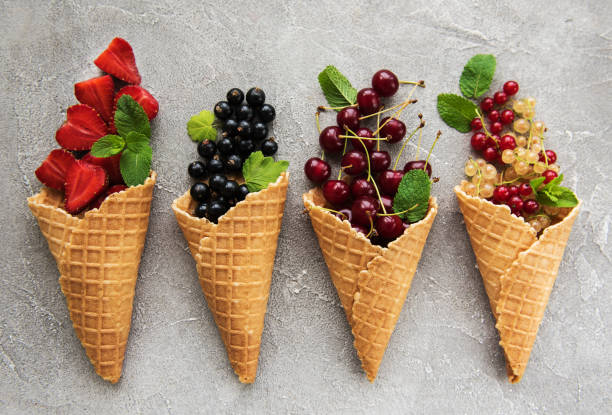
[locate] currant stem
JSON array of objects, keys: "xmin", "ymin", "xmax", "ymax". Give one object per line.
[
  {"xmin": 393, "ymin": 123, "xmax": 422, "ymax": 171},
  {"xmin": 424, "ymin": 130, "xmax": 441, "ymax": 171}
]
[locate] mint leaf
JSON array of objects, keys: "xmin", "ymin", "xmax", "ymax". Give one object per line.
[
  {"xmin": 531, "ymin": 174, "xmax": 578, "ymax": 208},
  {"xmin": 114, "ymin": 95, "xmax": 151, "ymax": 139},
  {"xmin": 242, "ymin": 151, "xmax": 289, "ymax": 192},
  {"xmin": 119, "ymin": 144, "xmax": 152, "ymax": 187},
  {"xmin": 392, "ymin": 169, "xmax": 430, "ymax": 223},
  {"xmin": 529, "ymin": 176, "xmax": 546, "ymax": 194},
  {"xmin": 90, "ymin": 135, "xmax": 125, "ymax": 158},
  {"xmin": 318, "ymin": 66, "xmax": 357, "ymax": 110},
  {"xmin": 437, "ymin": 93, "xmax": 479, "ymax": 133},
  {"xmin": 459, "ymin": 54, "xmax": 496, "ymax": 98},
  {"xmin": 187, "ymin": 110, "xmax": 218, "ymax": 142},
  {"xmin": 125, "ymin": 131, "xmax": 150, "ymax": 152}
]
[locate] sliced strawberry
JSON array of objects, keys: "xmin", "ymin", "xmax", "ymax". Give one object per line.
[
  {"xmin": 74, "ymin": 75, "xmax": 115, "ymax": 124},
  {"xmin": 81, "ymin": 152, "xmax": 123, "ymax": 185},
  {"xmin": 115, "ymin": 85, "xmax": 159, "ymax": 120},
  {"xmin": 64, "ymin": 160, "xmax": 108, "ymax": 214},
  {"xmin": 55, "ymin": 104, "xmax": 108, "ymax": 150},
  {"xmin": 35, "ymin": 149, "xmax": 76, "ymax": 191},
  {"xmin": 94, "ymin": 38, "xmax": 141, "ymax": 84},
  {"xmin": 90, "ymin": 184, "xmax": 127, "ymax": 209}
]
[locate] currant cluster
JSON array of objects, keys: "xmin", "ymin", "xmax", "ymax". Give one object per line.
[
  {"xmin": 461, "ymin": 80, "xmax": 568, "ymax": 233},
  {"xmin": 305, "ymin": 70, "xmax": 433, "ymax": 245}
]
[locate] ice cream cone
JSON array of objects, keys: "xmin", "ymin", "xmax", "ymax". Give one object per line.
[
  {"xmin": 172, "ymin": 172, "xmax": 288, "ymax": 383},
  {"xmin": 455, "ymin": 183, "xmax": 580, "ymax": 383},
  {"xmin": 303, "ymin": 188, "xmax": 437, "ymax": 381},
  {"xmin": 27, "ymin": 172, "xmax": 156, "ymax": 383}
]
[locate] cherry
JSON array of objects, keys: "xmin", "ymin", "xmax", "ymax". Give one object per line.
[
  {"xmin": 542, "ymin": 169, "xmax": 558, "ymax": 184},
  {"xmin": 471, "ymin": 132, "xmax": 487, "ymax": 151},
  {"xmin": 508, "ymin": 185, "xmax": 520, "ymax": 197},
  {"xmin": 322, "ymin": 180, "xmax": 350, "ymax": 206},
  {"xmin": 351, "ymin": 222, "xmax": 368, "ymax": 235},
  {"xmin": 351, "ymin": 127, "xmax": 375, "ymax": 152},
  {"xmin": 480, "ymin": 97, "xmax": 494, "ymax": 112},
  {"xmin": 493, "ymin": 91, "xmax": 508, "ymax": 105},
  {"xmin": 375, "ymin": 215, "xmax": 404, "ymax": 239},
  {"xmin": 319, "ymin": 126, "xmax": 344, "ymax": 153},
  {"xmin": 403, "ymin": 160, "xmax": 432, "ymax": 177},
  {"xmin": 507, "ymin": 195, "xmax": 524, "ymax": 212},
  {"xmin": 493, "ymin": 185, "xmax": 510, "ymax": 202},
  {"xmin": 337, "ymin": 107, "xmax": 360, "ymax": 132},
  {"xmin": 336, "ymin": 208, "xmax": 352, "ymax": 222},
  {"xmin": 490, "ymin": 121, "xmax": 503, "ymax": 135},
  {"xmin": 488, "ymin": 110, "xmax": 500, "ymax": 122},
  {"xmin": 304, "ymin": 157, "xmax": 331, "ymax": 183},
  {"xmin": 483, "ymin": 146, "xmax": 499, "ymax": 162},
  {"xmin": 379, "ymin": 194, "xmax": 394, "ymax": 213},
  {"xmin": 499, "ymin": 134, "xmax": 517, "ymax": 151},
  {"xmin": 378, "ymin": 170, "xmax": 404, "ymax": 196},
  {"xmin": 470, "ymin": 117, "xmax": 483, "ymax": 131},
  {"xmin": 519, "ymin": 183, "xmax": 532, "ymax": 196},
  {"xmin": 357, "ymin": 88, "xmax": 381, "ymax": 116},
  {"xmin": 503, "ymin": 81, "xmax": 519, "ymax": 96},
  {"xmin": 341, "ymin": 150, "xmax": 367, "ymax": 175},
  {"xmin": 371, "ymin": 69, "xmax": 399, "ymax": 97},
  {"xmin": 523, "ymin": 199, "xmax": 540, "ymax": 214},
  {"xmin": 350, "ymin": 178, "xmax": 375, "ymax": 198},
  {"xmin": 380, "ymin": 117, "xmax": 406, "ymax": 143},
  {"xmin": 539, "ymin": 149, "xmax": 557, "ymax": 164},
  {"xmin": 351, "ymin": 196, "xmax": 379, "ymax": 226},
  {"xmin": 500, "ymin": 109, "xmax": 515, "ymax": 125},
  {"xmin": 370, "ymin": 151, "xmax": 391, "ymax": 172}
]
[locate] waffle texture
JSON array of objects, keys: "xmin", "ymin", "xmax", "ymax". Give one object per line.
[
  {"xmin": 455, "ymin": 183, "xmax": 580, "ymax": 383},
  {"xmin": 172, "ymin": 172, "xmax": 288, "ymax": 383},
  {"xmin": 303, "ymin": 188, "xmax": 437, "ymax": 381},
  {"xmin": 27, "ymin": 172, "xmax": 156, "ymax": 383}
]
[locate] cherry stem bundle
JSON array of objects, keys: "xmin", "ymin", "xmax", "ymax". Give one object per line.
[{"xmin": 393, "ymin": 122, "xmax": 423, "ymax": 170}]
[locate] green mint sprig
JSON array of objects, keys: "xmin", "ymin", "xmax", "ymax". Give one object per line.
[
  {"xmin": 392, "ymin": 169, "xmax": 431, "ymax": 223},
  {"xmin": 90, "ymin": 95, "xmax": 152, "ymax": 187},
  {"xmin": 242, "ymin": 151, "xmax": 288, "ymax": 192},
  {"xmin": 318, "ymin": 66, "xmax": 357, "ymax": 110},
  {"xmin": 187, "ymin": 110, "xmax": 218, "ymax": 142},
  {"xmin": 529, "ymin": 175, "xmax": 578, "ymax": 208},
  {"xmin": 437, "ymin": 94, "xmax": 479, "ymax": 133}
]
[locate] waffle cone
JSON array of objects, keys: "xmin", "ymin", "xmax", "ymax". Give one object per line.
[
  {"xmin": 27, "ymin": 172, "xmax": 156, "ymax": 383},
  {"xmin": 455, "ymin": 183, "xmax": 580, "ymax": 383},
  {"xmin": 172, "ymin": 173, "xmax": 288, "ymax": 383},
  {"xmin": 303, "ymin": 188, "xmax": 437, "ymax": 381}
]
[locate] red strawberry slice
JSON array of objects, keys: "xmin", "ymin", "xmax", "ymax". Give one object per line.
[
  {"xmin": 94, "ymin": 37, "xmax": 141, "ymax": 85},
  {"xmin": 90, "ymin": 184, "xmax": 128, "ymax": 209},
  {"xmin": 74, "ymin": 75, "xmax": 115, "ymax": 124},
  {"xmin": 55, "ymin": 104, "xmax": 109, "ymax": 150},
  {"xmin": 64, "ymin": 160, "xmax": 108, "ymax": 214},
  {"xmin": 82, "ymin": 152, "xmax": 124, "ymax": 185},
  {"xmin": 34, "ymin": 149, "xmax": 76, "ymax": 191},
  {"xmin": 115, "ymin": 85, "xmax": 159, "ymax": 120}
]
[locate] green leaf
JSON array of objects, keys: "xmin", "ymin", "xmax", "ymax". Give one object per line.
[
  {"xmin": 242, "ymin": 151, "xmax": 289, "ymax": 192},
  {"xmin": 90, "ymin": 135, "xmax": 125, "ymax": 158},
  {"xmin": 532, "ymin": 174, "xmax": 579, "ymax": 208},
  {"xmin": 119, "ymin": 145, "xmax": 152, "ymax": 187},
  {"xmin": 529, "ymin": 176, "xmax": 546, "ymax": 195},
  {"xmin": 125, "ymin": 131, "xmax": 150, "ymax": 152},
  {"xmin": 318, "ymin": 65, "xmax": 357, "ymax": 110},
  {"xmin": 187, "ymin": 110, "xmax": 218, "ymax": 142},
  {"xmin": 392, "ymin": 169, "xmax": 431, "ymax": 223},
  {"xmin": 437, "ymin": 93, "xmax": 479, "ymax": 133},
  {"xmin": 114, "ymin": 95, "xmax": 151, "ymax": 139},
  {"xmin": 459, "ymin": 54, "xmax": 496, "ymax": 99}
]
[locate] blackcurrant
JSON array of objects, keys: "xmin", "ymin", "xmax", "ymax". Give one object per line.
[
  {"xmin": 246, "ymin": 87, "xmax": 266, "ymax": 106},
  {"xmin": 217, "ymin": 137, "xmax": 235, "ymax": 156},
  {"xmin": 198, "ymin": 140, "xmax": 216, "ymax": 159},
  {"xmin": 261, "ymin": 139, "xmax": 278, "ymax": 156},
  {"xmin": 190, "ymin": 182, "xmax": 210, "ymax": 203},
  {"xmin": 188, "ymin": 160, "xmax": 207, "ymax": 179},
  {"xmin": 214, "ymin": 101, "xmax": 232, "ymax": 120},
  {"xmin": 224, "ymin": 154, "xmax": 243, "ymax": 171},
  {"xmin": 252, "ymin": 122, "xmax": 268, "ymax": 141},
  {"xmin": 209, "ymin": 174, "xmax": 227, "ymax": 192},
  {"xmin": 258, "ymin": 104, "xmax": 275, "ymax": 123},
  {"xmin": 208, "ymin": 158, "xmax": 224, "ymax": 174},
  {"xmin": 238, "ymin": 139, "xmax": 255, "ymax": 156},
  {"xmin": 236, "ymin": 104, "xmax": 254, "ymax": 121},
  {"xmin": 223, "ymin": 118, "xmax": 239, "ymax": 136},
  {"xmin": 194, "ymin": 202, "xmax": 209, "ymax": 218},
  {"xmin": 221, "ymin": 180, "xmax": 239, "ymax": 199},
  {"xmin": 237, "ymin": 120, "xmax": 252, "ymax": 138},
  {"xmin": 208, "ymin": 200, "xmax": 228, "ymax": 223},
  {"xmin": 236, "ymin": 184, "xmax": 249, "ymax": 201},
  {"xmin": 226, "ymin": 88, "xmax": 244, "ymax": 105}
]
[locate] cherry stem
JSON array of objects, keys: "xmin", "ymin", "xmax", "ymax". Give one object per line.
[
  {"xmin": 366, "ymin": 214, "xmax": 375, "ymax": 238},
  {"xmin": 376, "ymin": 108, "xmax": 382, "ymax": 151},
  {"xmin": 424, "ymin": 130, "xmax": 442, "ymax": 171},
  {"xmin": 337, "ymin": 164, "xmax": 350, "ymax": 181},
  {"xmin": 318, "ymin": 104, "xmax": 356, "ymax": 111},
  {"xmin": 376, "ymin": 204, "xmax": 419, "ymax": 217},
  {"xmin": 314, "ymin": 206, "xmax": 348, "ymax": 219},
  {"xmin": 359, "ymin": 99, "xmax": 417, "ymax": 121},
  {"xmin": 414, "ymin": 114, "xmax": 424, "ymax": 160},
  {"xmin": 393, "ymin": 123, "xmax": 422, "ymax": 171},
  {"xmin": 339, "ymin": 135, "xmax": 387, "ymax": 141},
  {"xmin": 399, "ymin": 80, "xmax": 425, "ymax": 87},
  {"xmin": 372, "ymin": 92, "xmax": 416, "ymax": 137},
  {"xmin": 315, "ymin": 111, "xmax": 321, "ymax": 134}
]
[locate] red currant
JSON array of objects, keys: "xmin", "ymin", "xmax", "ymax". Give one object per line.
[
  {"xmin": 500, "ymin": 109, "xmax": 515, "ymax": 125},
  {"xmin": 375, "ymin": 215, "xmax": 404, "ymax": 239},
  {"xmin": 337, "ymin": 107, "xmax": 360, "ymax": 132},
  {"xmin": 503, "ymin": 81, "xmax": 519, "ymax": 96},
  {"xmin": 470, "ymin": 117, "xmax": 483, "ymax": 131},
  {"xmin": 304, "ymin": 157, "xmax": 331, "ymax": 183},
  {"xmin": 493, "ymin": 91, "xmax": 507, "ymax": 105},
  {"xmin": 480, "ymin": 97, "xmax": 494, "ymax": 112},
  {"xmin": 403, "ymin": 160, "xmax": 432, "ymax": 177},
  {"xmin": 523, "ymin": 199, "xmax": 540, "ymax": 214},
  {"xmin": 539, "ymin": 149, "xmax": 557, "ymax": 164},
  {"xmin": 341, "ymin": 150, "xmax": 367, "ymax": 175},
  {"xmin": 350, "ymin": 178, "xmax": 375, "ymax": 198},
  {"xmin": 371, "ymin": 69, "xmax": 399, "ymax": 97},
  {"xmin": 508, "ymin": 185, "xmax": 520, "ymax": 197},
  {"xmin": 493, "ymin": 185, "xmax": 510, "ymax": 202},
  {"xmin": 370, "ymin": 151, "xmax": 391, "ymax": 172},
  {"xmin": 542, "ymin": 169, "xmax": 558, "ymax": 184},
  {"xmin": 507, "ymin": 195, "xmax": 524, "ymax": 212},
  {"xmin": 380, "ymin": 117, "xmax": 406, "ymax": 143},
  {"xmin": 319, "ymin": 126, "xmax": 344, "ymax": 153},
  {"xmin": 490, "ymin": 121, "xmax": 503, "ymax": 135},
  {"xmin": 378, "ymin": 170, "xmax": 404, "ymax": 196},
  {"xmin": 322, "ymin": 180, "xmax": 350, "ymax": 206},
  {"xmin": 350, "ymin": 127, "xmax": 375, "ymax": 152},
  {"xmin": 499, "ymin": 135, "xmax": 517, "ymax": 151},
  {"xmin": 471, "ymin": 132, "xmax": 487, "ymax": 151},
  {"xmin": 519, "ymin": 183, "xmax": 532, "ymax": 196},
  {"xmin": 356, "ymin": 88, "xmax": 381, "ymax": 116},
  {"xmin": 483, "ymin": 146, "xmax": 499, "ymax": 162},
  {"xmin": 488, "ymin": 110, "xmax": 500, "ymax": 122},
  {"xmin": 351, "ymin": 196, "xmax": 379, "ymax": 226}
]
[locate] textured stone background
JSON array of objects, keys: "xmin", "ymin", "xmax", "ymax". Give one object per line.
[{"xmin": 1, "ymin": 0, "xmax": 611, "ymax": 413}]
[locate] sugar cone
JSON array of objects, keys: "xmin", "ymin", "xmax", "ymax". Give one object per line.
[
  {"xmin": 303, "ymin": 188, "xmax": 437, "ymax": 381},
  {"xmin": 27, "ymin": 172, "xmax": 156, "ymax": 383},
  {"xmin": 455, "ymin": 183, "xmax": 580, "ymax": 383},
  {"xmin": 172, "ymin": 173, "xmax": 288, "ymax": 383}
]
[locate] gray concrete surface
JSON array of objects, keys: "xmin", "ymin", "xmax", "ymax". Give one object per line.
[{"xmin": 1, "ymin": 0, "xmax": 611, "ymax": 413}]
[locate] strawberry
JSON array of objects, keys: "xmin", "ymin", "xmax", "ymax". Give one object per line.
[
  {"xmin": 94, "ymin": 37, "xmax": 141, "ymax": 85},
  {"xmin": 34, "ymin": 149, "xmax": 76, "ymax": 191},
  {"xmin": 90, "ymin": 184, "xmax": 128, "ymax": 209},
  {"xmin": 115, "ymin": 85, "xmax": 158, "ymax": 120},
  {"xmin": 81, "ymin": 152, "xmax": 123, "ymax": 185},
  {"xmin": 55, "ymin": 104, "xmax": 109, "ymax": 150},
  {"xmin": 74, "ymin": 75, "xmax": 115, "ymax": 124},
  {"xmin": 64, "ymin": 160, "xmax": 108, "ymax": 214}
]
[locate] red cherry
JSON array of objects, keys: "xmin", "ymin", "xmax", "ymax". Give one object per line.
[
  {"xmin": 336, "ymin": 208, "xmax": 352, "ymax": 222},
  {"xmin": 380, "ymin": 117, "xmax": 406, "ymax": 143},
  {"xmin": 503, "ymin": 81, "xmax": 519, "ymax": 96},
  {"xmin": 500, "ymin": 109, "xmax": 515, "ymax": 125},
  {"xmin": 483, "ymin": 146, "xmax": 499, "ymax": 162},
  {"xmin": 470, "ymin": 117, "xmax": 483, "ymax": 131},
  {"xmin": 350, "ymin": 178, "xmax": 375, "ymax": 198},
  {"xmin": 499, "ymin": 135, "xmax": 517, "ymax": 151},
  {"xmin": 523, "ymin": 199, "xmax": 540, "ymax": 214},
  {"xmin": 471, "ymin": 132, "xmax": 487, "ymax": 151},
  {"xmin": 542, "ymin": 169, "xmax": 558, "ymax": 184},
  {"xmin": 322, "ymin": 180, "xmax": 350, "ymax": 206},
  {"xmin": 351, "ymin": 127, "xmax": 375, "ymax": 152},
  {"xmin": 341, "ymin": 150, "xmax": 367, "ymax": 175},
  {"xmin": 370, "ymin": 151, "xmax": 391, "ymax": 172},
  {"xmin": 493, "ymin": 91, "xmax": 507, "ymax": 105},
  {"xmin": 488, "ymin": 110, "xmax": 500, "ymax": 122},
  {"xmin": 519, "ymin": 183, "xmax": 532, "ymax": 196},
  {"xmin": 379, "ymin": 194, "xmax": 394, "ymax": 213},
  {"xmin": 351, "ymin": 196, "xmax": 379, "ymax": 226},
  {"xmin": 375, "ymin": 215, "xmax": 404, "ymax": 240},
  {"xmin": 480, "ymin": 97, "xmax": 494, "ymax": 112},
  {"xmin": 351, "ymin": 222, "xmax": 368, "ymax": 234},
  {"xmin": 378, "ymin": 170, "xmax": 404, "ymax": 196},
  {"xmin": 371, "ymin": 69, "xmax": 399, "ymax": 97},
  {"xmin": 356, "ymin": 88, "xmax": 381, "ymax": 116},
  {"xmin": 490, "ymin": 121, "xmax": 503, "ymax": 135},
  {"xmin": 403, "ymin": 160, "xmax": 432, "ymax": 177},
  {"xmin": 507, "ymin": 195, "xmax": 524, "ymax": 212},
  {"xmin": 304, "ymin": 157, "xmax": 331, "ymax": 183},
  {"xmin": 493, "ymin": 185, "xmax": 510, "ymax": 202},
  {"xmin": 319, "ymin": 126, "xmax": 344, "ymax": 153},
  {"xmin": 337, "ymin": 107, "xmax": 360, "ymax": 132},
  {"xmin": 539, "ymin": 149, "xmax": 557, "ymax": 164},
  {"xmin": 508, "ymin": 185, "xmax": 520, "ymax": 197}
]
